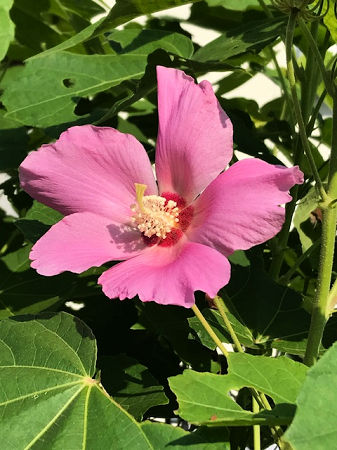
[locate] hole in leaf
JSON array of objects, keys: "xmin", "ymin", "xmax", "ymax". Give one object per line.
[{"xmin": 63, "ymin": 78, "xmax": 75, "ymax": 88}]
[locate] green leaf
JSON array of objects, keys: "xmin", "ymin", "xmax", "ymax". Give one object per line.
[
  {"xmin": 193, "ymin": 17, "xmax": 285, "ymax": 62},
  {"xmin": 138, "ymin": 302, "xmax": 217, "ymax": 372},
  {"xmin": 224, "ymin": 265, "xmax": 311, "ymax": 350},
  {"xmin": 0, "ymin": 312, "xmax": 154, "ymax": 448},
  {"xmin": 0, "ymin": 0, "xmax": 15, "ymax": 60},
  {"xmin": 9, "ymin": 0, "xmax": 65, "ymax": 57},
  {"xmin": 4, "ymin": 28, "xmax": 191, "ymax": 128},
  {"xmin": 141, "ymin": 422, "xmax": 230, "ymax": 449},
  {"xmin": 189, "ymin": 308, "xmax": 256, "ymax": 350},
  {"xmin": 30, "ymin": 0, "xmax": 202, "ymax": 58},
  {"xmin": 53, "ymin": 0, "xmax": 104, "ymax": 21},
  {"xmin": 99, "ymin": 354, "xmax": 168, "ymax": 420},
  {"xmin": 206, "ymin": 0, "xmax": 260, "ymax": 9},
  {"xmin": 3, "ymin": 51, "xmax": 152, "ymax": 127},
  {"xmin": 169, "ymin": 360, "xmax": 299, "ymax": 427},
  {"xmin": 323, "ymin": 0, "xmax": 337, "ymax": 43},
  {"xmin": 25, "ymin": 201, "xmax": 63, "ymax": 224},
  {"xmin": 109, "ymin": 28, "xmax": 193, "ymax": 58},
  {"xmin": 284, "ymin": 341, "xmax": 337, "ymax": 449},
  {"xmin": 16, "ymin": 201, "xmax": 63, "ymax": 243},
  {"xmin": 0, "ymin": 245, "xmax": 98, "ymax": 318},
  {"xmin": 0, "ymin": 112, "xmax": 28, "ymax": 170},
  {"xmin": 228, "ymin": 353, "xmax": 307, "ymax": 404}
]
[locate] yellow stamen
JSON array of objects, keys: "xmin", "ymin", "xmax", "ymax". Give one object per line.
[{"xmin": 135, "ymin": 183, "xmax": 147, "ymax": 213}]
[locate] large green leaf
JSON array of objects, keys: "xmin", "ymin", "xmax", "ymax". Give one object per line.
[
  {"xmin": 3, "ymin": 28, "xmax": 191, "ymax": 128},
  {"xmin": 169, "ymin": 353, "xmax": 306, "ymax": 426},
  {"xmin": 193, "ymin": 17, "xmax": 285, "ymax": 62},
  {"xmin": 0, "ymin": 0, "xmax": 15, "ymax": 61},
  {"xmin": 228, "ymin": 353, "xmax": 307, "ymax": 404},
  {"xmin": 284, "ymin": 342, "xmax": 337, "ymax": 449},
  {"xmin": 0, "ymin": 312, "xmax": 154, "ymax": 448},
  {"xmin": 30, "ymin": 0, "xmax": 201, "ymax": 58},
  {"xmin": 3, "ymin": 52, "xmax": 149, "ymax": 127}
]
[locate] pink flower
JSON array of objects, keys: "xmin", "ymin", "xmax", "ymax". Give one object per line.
[{"xmin": 19, "ymin": 66, "xmax": 303, "ymax": 308}]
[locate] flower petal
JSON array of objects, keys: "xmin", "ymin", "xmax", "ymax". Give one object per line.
[
  {"xmin": 30, "ymin": 212, "xmax": 145, "ymax": 276},
  {"xmin": 20, "ymin": 125, "xmax": 157, "ymax": 221},
  {"xmin": 98, "ymin": 240, "xmax": 231, "ymax": 308},
  {"xmin": 155, "ymin": 66, "xmax": 233, "ymax": 203},
  {"xmin": 187, "ymin": 159, "xmax": 304, "ymax": 255}
]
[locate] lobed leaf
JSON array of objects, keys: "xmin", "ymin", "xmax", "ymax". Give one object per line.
[
  {"xmin": 0, "ymin": 312, "xmax": 154, "ymax": 448},
  {"xmin": 169, "ymin": 353, "xmax": 306, "ymax": 426}
]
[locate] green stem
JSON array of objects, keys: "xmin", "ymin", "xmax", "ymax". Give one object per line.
[
  {"xmin": 304, "ymin": 95, "xmax": 337, "ymax": 366},
  {"xmin": 214, "ymin": 296, "xmax": 244, "ymax": 352},
  {"xmin": 191, "ymin": 304, "xmax": 229, "ymax": 357},
  {"xmin": 253, "ymin": 397, "xmax": 261, "ymax": 450},
  {"xmin": 285, "ymin": 9, "xmax": 327, "ymax": 202}
]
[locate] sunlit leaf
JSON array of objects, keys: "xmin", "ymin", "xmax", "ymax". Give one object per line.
[
  {"xmin": 193, "ymin": 17, "xmax": 286, "ymax": 62},
  {"xmin": 0, "ymin": 312, "xmax": 153, "ymax": 448},
  {"xmin": 284, "ymin": 342, "xmax": 337, "ymax": 449},
  {"xmin": 0, "ymin": 0, "xmax": 15, "ymax": 60},
  {"xmin": 30, "ymin": 0, "xmax": 202, "ymax": 57},
  {"xmin": 169, "ymin": 352, "xmax": 306, "ymax": 426}
]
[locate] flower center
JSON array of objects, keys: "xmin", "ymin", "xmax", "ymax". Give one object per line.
[
  {"xmin": 130, "ymin": 184, "xmax": 194, "ymax": 247},
  {"xmin": 131, "ymin": 183, "xmax": 180, "ymax": 239}
]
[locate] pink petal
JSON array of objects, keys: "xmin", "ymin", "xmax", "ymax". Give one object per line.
[
  {"xmin": 155, "ymin": 66, "xmax": 233, "ymax": 203},
  {"xmin": 20, "ymin": 125, "xmax": 157, "ymax": 222},
  {"xmin": 30, "ymin": 212, "xmax": 145, "ymax": 276},
  {"xmin": 187, "ymin": 159, "xmax": 304, "ymax": 255},
  {"xmin": 98, "ymin": 240, "xmax": 231, "ymax": 308}
]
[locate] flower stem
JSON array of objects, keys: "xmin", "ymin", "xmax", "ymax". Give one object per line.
[
  {"xmin": 191, "ymin": 304, "xmax": 229, "ymax": 357},
  {"xmin": 213, "ymin": 296, "xmax": 244, "ymax": 353},
  {"xmin": 285, "ymin": 9, "xmax": 327, "ymax": 202},
  {"xmin": 304, "ymin": 94, "xmax": 337, "ymax": 366},
  {"xmin": 253, "ymin": 396, "xmax": 261, "ymax": 450}
]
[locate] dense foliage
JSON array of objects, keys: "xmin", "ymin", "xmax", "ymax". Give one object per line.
[{"xmin": 1, "ymin": 0, "xmax": 337, "ymax": 448}]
